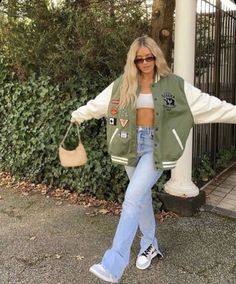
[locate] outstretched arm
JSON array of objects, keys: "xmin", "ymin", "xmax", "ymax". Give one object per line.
[
  {"xmin": 71, "ymin": 82, "xmax": 114, "ymax": 124},
  {"xmin": 185, "ymin": 81, "xmax": 236, "ymax": 124}
]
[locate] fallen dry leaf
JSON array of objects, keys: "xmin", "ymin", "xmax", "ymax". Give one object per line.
[
  {"xmin": 55, "ymin": 254, "xmax": 61, "ymax": 259},
  {"xmin": 68, "ymin": 193, "xmax": 78, "ymax": 204},
  {"xmin": 98, "ymin": 209, "xmax": 110, "ymax": 215},
  {"xmin": 155, "ymin": 210, "xmax": 178, "ymax": 223},
  {"xmin": 52, "ymin": 188, "xmax": 64, "ymax": 198},
  {"xmin": 75, "ymin": 255, "xmax": 85, "ymax": 260},
  {"xmin": 85, "ymin": 211, "xmax": 98, "ymax": 217},
  {"xmin": 30, "ymin": 236, "xmax": 36, "ymax": 241}
]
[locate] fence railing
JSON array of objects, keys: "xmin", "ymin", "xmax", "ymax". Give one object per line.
[{"xmin": 193, "ymin": 0, "xmax": 236, "ymax": 173}]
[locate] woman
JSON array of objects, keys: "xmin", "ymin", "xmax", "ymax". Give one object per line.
[{"xmin": 71, "ymin": 36, "xmax": 236, "ymax": 283}]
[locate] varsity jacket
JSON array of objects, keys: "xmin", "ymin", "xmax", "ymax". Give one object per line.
[{"xmin": 71, "ymin": 74, "xmax": 236, "ymax": 170}]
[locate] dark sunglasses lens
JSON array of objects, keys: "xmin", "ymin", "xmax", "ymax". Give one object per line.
[
  {"xmin": 134, "ymin": 56, "xmax": 155, "ymax": 64},
  {"xmin": 146, "ymin": 56, "xmax": 155, "ymax": 62},
  {"xmin": 134, "ymin": 58, "xmax": 143, "ymax": 64}
]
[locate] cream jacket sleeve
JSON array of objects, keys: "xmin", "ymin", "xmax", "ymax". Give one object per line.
[
  {"xmin": 71, "ymin": 82, "xmax": 114, "ymax": 124},
  {"xmin": 184, "ymin": 81, "xmax": 236, "ymax": 124}
]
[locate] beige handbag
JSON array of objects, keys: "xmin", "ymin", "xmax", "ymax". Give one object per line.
[{"xmin": 59, "ymin": 123, "xmax": 87, "ymax": 167}]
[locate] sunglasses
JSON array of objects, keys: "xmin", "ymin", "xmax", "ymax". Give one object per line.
[{"xmin": 134, "ymin": 55, "xmax": 156, "ymax": 65}]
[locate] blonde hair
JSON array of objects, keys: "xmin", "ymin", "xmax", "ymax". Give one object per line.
[{"xmin": 120, "ymin": 35, "xmax": 171, "ymax": 106}]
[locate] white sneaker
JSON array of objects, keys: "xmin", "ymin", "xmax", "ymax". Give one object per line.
[
  {"xmin": 89, "ymin": 263, "xmax": 119, "ymax": 283},
  {"xmin": 136, "ymin": 244, "xmax": 161, "ymax": 270}
]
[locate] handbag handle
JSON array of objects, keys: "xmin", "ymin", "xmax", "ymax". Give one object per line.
[{"xmin": 60, "ymin": 123, "xmax": 81, "ymax": 147}]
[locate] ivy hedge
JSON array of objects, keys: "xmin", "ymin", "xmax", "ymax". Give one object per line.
[{"xmin": 0, "ymin": 56, "xmax": 123, "ymax": 200}]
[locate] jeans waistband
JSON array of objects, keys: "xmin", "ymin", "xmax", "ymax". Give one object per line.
[{"xmin": 137, "ymin": 127, "xmax": 154, "ymax": 136}]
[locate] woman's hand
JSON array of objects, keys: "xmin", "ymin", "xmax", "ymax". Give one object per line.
[{"xmin": 70, "ymin": 116, "xmax": 80, "ymax": 124}]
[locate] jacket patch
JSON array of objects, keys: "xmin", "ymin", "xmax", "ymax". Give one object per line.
[
  {"xmin": 120, "ymin": 108, "xmax": 129, "ymax": 118},
  {"xmin": 119, "ymin": 131, "xmax": 128, "ymax": 139},
  {"xmin": 162, "ymin": 92, "xmax": 176, "ymax": 111},
  {"xmin": 109, "ymin": 117, "xmax": 117, "ymax": 125},
  {"xmin": 119, "ymin": 118, "xmax": 128, "ymax": 128},
  {"xmin": 111, "ymin": 107, "xmax": 118, "ymax": 115},
  {"xmin": 112, "ymin": 99, "xmax": 120, "ymax": 105}
]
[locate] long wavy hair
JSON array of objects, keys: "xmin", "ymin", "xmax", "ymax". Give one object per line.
[{"xmin": 119, "ymin": 35, "xmax": 171, "ymax": 106}]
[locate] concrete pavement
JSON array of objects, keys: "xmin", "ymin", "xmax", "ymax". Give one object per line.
[
  {"xmin": 0, "ymin": 186, "xmax": 236, "ymax": 284},
  {"xmin": 203, "ymin": 163, "xmax": 236, "ymax": 219}
]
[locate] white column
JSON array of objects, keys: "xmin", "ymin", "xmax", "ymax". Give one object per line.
[{"xmin": 164, "ymin": 0, "xmax": 199, "ymax": 197}]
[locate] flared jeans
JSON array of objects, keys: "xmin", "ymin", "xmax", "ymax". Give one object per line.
[{"xmin": 101, "ymin": 127, "xmax": 163, "ymax": 280}]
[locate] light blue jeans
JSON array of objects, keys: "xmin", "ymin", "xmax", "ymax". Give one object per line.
[{"xmin": 101, "ymin": 127, "xmax": 163, "ymax": 280}]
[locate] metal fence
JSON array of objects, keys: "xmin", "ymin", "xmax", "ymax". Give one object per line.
[{"xmin": 193, "ymin": 0, "xmax": 236, "ymax": 172}]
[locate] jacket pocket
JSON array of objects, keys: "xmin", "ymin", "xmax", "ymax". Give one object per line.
[
  {"xmin": 172, "ymin": 129, "xmax": 184, "ymax": 150},
  {"xmin": 108, "ymin": 127, "xmax": 131, "ymax": 157}
]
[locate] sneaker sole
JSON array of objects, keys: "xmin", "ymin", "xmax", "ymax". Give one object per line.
[
  {"xmin": 89, "ymin": 266, "xmax": 119, "ymax": 283},
  {"xmin": 136, "ymin": 250, "xmax": 158, "ymax": 270}
]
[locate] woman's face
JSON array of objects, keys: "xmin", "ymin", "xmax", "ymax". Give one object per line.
[{"xmin": 134, "ymin": 46, "xmax": 156, "ymax": 75}]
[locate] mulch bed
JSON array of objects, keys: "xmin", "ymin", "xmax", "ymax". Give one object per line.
[{"xmin": 0, "ymin": 171, "xmax": 178, "ymax": 222}]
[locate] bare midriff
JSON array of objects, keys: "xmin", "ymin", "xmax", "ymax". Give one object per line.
[{"xmin": 136, "ymin": 108, "xmax": 155, "ymax": 127}]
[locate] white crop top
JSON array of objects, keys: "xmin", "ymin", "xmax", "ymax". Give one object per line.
[{"xmin": 136, "ymin": 93, "xmax": 154, "ymax": 109}]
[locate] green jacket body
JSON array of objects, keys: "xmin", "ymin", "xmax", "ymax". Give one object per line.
[{"xmin": 107, "ymin": 74, "xmax": 193, "ymax": 170}]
